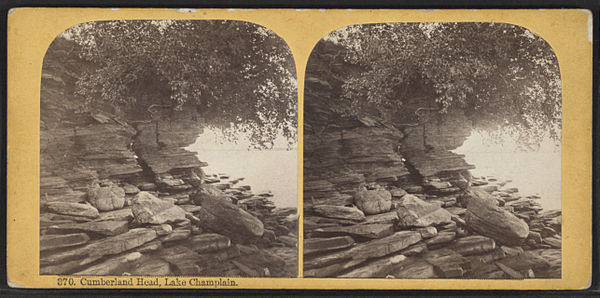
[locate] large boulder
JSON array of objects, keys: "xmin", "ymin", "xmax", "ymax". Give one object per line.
[
  {"xmin": 192, "ymin": 184, "xmax": 229, "ymax": 205},
  {"xmin": 131, "ymin": 192, "xmax": 187, "ymax": 224},
  {"xmin": 464, "ymin": 189, "xmax": 529, "ymax": 245},
  {"xmin": 394, "ymin": 194, "xmax": 453, "ymax": 227},
  {"xmin": 196, "ymin": 195, "xmax": 264, "ymax": 243},
  {"xmin": 87, "ymin": 183, "xmax": 126, "ymax": 211},
  {"xmin": 354, "ymin": 188, "xmax": 392, "ymax": 215}
]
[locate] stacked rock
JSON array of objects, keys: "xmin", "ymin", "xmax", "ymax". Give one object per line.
[
  {"xmin": 39, "ymin": 112, "xmax": 297, "ymax": 277},
  {"xmin": 303, "ymin": 175, "xmax": 561, "ymax": 278}
]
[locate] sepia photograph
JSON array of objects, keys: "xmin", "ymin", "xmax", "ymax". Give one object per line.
[
  {"xmin": 39, "ymin": 20, "xmax": 298, "ymax": 277},
  {"xmin": 303, "ymin": 22, "xmax": 562, "ymax": 279}
]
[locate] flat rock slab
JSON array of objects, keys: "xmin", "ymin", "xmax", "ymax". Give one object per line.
[
  {"xmin": 160, "ymin": 228, "xmax": 191, "ymax": 243},
  {"xmin": 190, "ymin": 233, "xmax": 231, "ymax": 253},
  {"xmin": 304, "ymin": 231, "xmax": 422, "ymax": 269},
  {"xmin": 40, "ymin": 233, "xmax": 90, "ymax": 251},
  {"xmin": 132, "ymin": 258, "xmax": 172, "ymax": 276},
  {"xmin": 160, "ymin": 246, "xmax": 200, "ymax": 275},
  {"xmin": 543, "ymin": 236, "xmax": 561, "ymax": 248},
  {"xmin": 338, "ymin": 254, "xmax": 407, "ymax": 278},
  {"xmin": 73, "ymin": 252, "xmax": 142, "ymax": 275},
  {"xmin": 312, "ymin": 205, "xmax": 366, "ymax": 222},
  {"xmin": 395, "ymin": 195, "xmax": 452, "ymax": 228},
  {"xmin": 423, "ymin": 248, "xmax": 470, "ymax": 278},
  {"xmin": 131, "ymin": 192, "xmax": 187, "ymax": 224},
  {"xmin": 304, "ymin": 258, "xmax": 366, "ymax": 278},
  {"xmin": 450, "ymin": 235, "xmax": 497, "ymax": 256},
  {"xmin": 363, "ymin": 211, "xmax": 400, "ymax": 225},
  {"xmin": 312, "ymin": 223, "xmax": 394, "ymax": 239},
  {"xmin": 304, "ymin": 236, "xmax": 355, "ymax": 255},
  {"xmin": 388, "ymin": 257, "xmax": 437, "ymax": 279},
  {"xmin": 45, "ymin": 202, "xmax": 100, "ymax": 219},
  {"xmin": 46, "ymin": 220, "xmax": 129, "ymax": 236},
  {"xmin": 96, "ymin": 208, "xmax": 133, "ymax": 222},
  {"xmin": 424, "ymin": 231, "xmax": 456, "ymax": 246},
  {"xmin": 230, "ymin": 246, "xmax": 286, "ymax": 277},
  {"xmin": 40, "ymin": 228, "xmax": 157, "ymax": 266}
]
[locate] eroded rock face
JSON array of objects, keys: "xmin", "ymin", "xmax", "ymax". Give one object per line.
[
  {"xmin": 354, "ymin": 188, "xmax": 392, "ymax": 215},
  {"xmin": 131, "ymin": 192, "xmax": 187, "ymax": 224},
  {"xmin": 87, "ymin": 183, "xmax": 126, "ymax": 211},
  {"xmin": 197, "ymin": 195, "xmax": 264, "ymax": 244}
]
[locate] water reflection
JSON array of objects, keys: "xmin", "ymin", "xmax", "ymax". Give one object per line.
[
  {"xmin": 453, "ymin": 131, "xmax": 561, "ymax": 210},
  {"xmin": 186, "ymin": 127, "xmax": 298, "ymax": 208}
]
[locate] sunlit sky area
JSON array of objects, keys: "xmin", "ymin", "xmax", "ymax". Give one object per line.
[
  {"xmin": 453, "ymin": 131, "xmax": 561, "ymax": 210},
  {"xmin": 186, "ymin": 127, "xmax": 298, "ymax": 208}
]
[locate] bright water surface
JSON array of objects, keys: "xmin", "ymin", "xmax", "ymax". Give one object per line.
[
  {"xmin": 186, "ymin": 127, "xmax": 298, "ymax": 208},
  {"xmin": 453, "ymin": 131, "xmax": 561, "ymax": 211}
]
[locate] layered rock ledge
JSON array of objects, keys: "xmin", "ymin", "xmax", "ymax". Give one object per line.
[
  {"xmin": 40, "ymin": 111, "xmax": 297, "ymax": 277},
  {"xmin": 302, "ymin": 43, "xmax": 561, "ymax": 279}
]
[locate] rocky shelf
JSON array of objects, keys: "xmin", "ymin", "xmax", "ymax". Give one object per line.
[
  {"xmin": 303, "ymin": 175, "xmax": 560, "ymax": 278},
  {"xmin": 40, "ymin": 111, "xmax": 298, "ymax": 277}
]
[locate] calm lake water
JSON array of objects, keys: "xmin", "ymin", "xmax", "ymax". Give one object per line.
[
  {"xmin": 453, "ymin": 132, "xmax": 561, "ymax": 211},
  {"xmin": 186, "ymin": 127, "xmax": 298, "ymax": 208}
]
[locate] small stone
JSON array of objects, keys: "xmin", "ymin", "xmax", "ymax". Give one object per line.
[
  {"xmin": 416, "ymin": 226, "xmax": 438, "ymax": 239},
  {"xmin": 152, "ymin": 224, "xmax": 173, "ymax": 236},
  {"xmin": 390, "ymin": 188, "xmax": 407, "ymax": 198},
  {"xmin": 122, "ymin": 184, "xmax": 140, "ymax": 195},
  {"xmin": 138, "ymin": 183, "xmax": 157, "ymax": 191}
]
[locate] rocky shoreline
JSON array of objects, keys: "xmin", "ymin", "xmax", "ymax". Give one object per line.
[
  {"xmin": 40, "ymin": 112, "xmax": 298, "ymax": 277},
  {"xmin": 303, "ymin": 173, "xmax": 561, "ymax": 278},
  {"xmin": 302, "ymin": 41, "xmax": 561, "ymax": 279}
]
